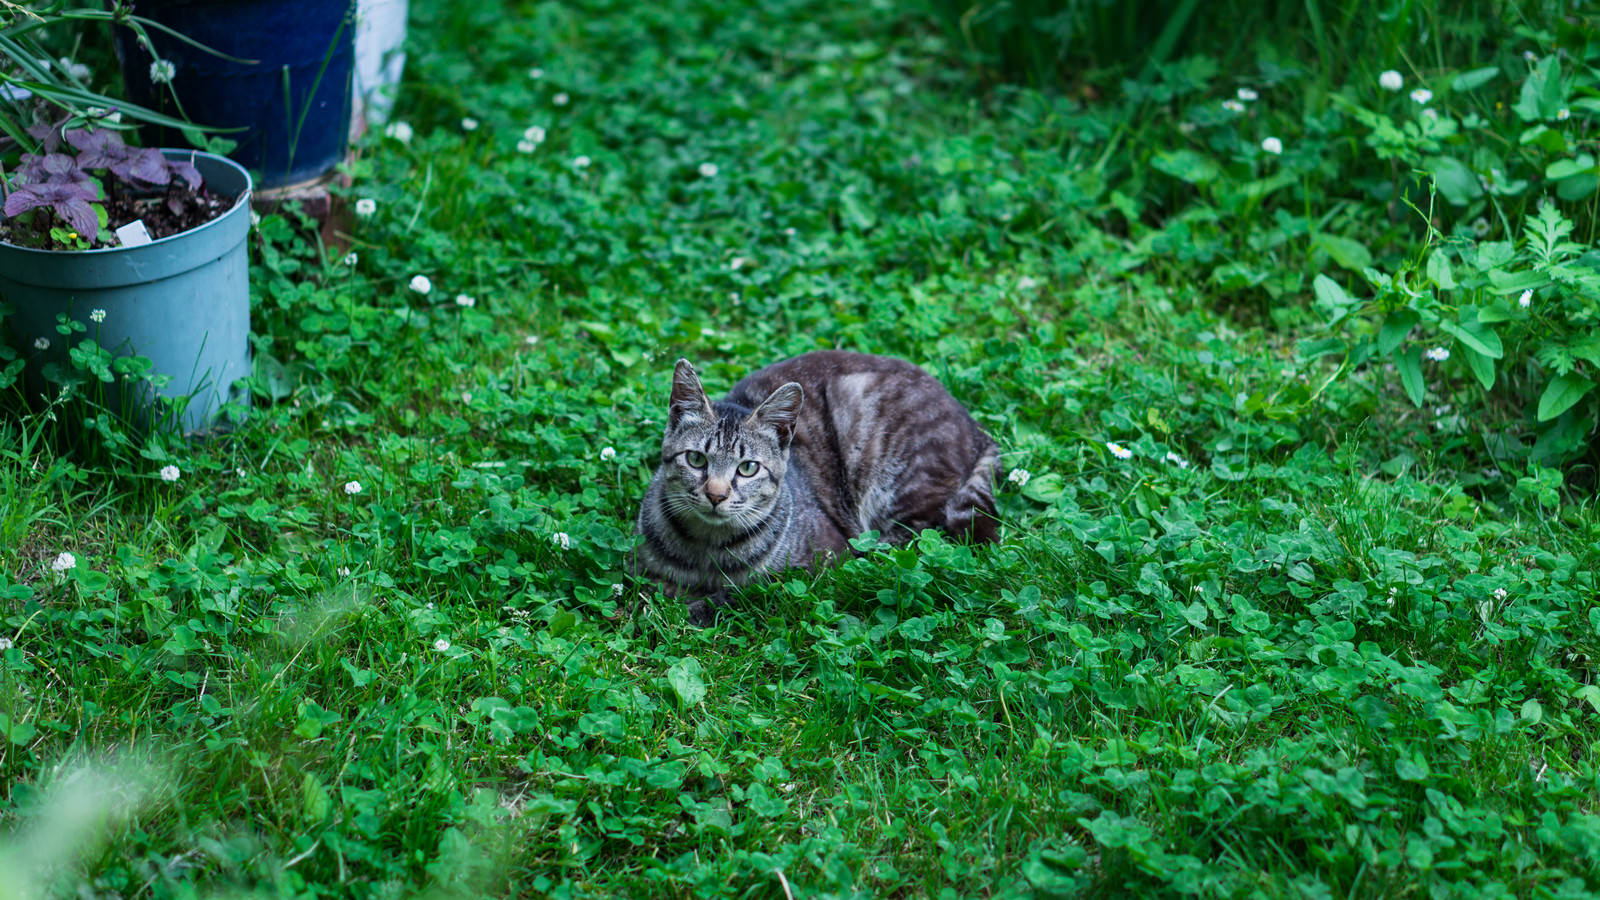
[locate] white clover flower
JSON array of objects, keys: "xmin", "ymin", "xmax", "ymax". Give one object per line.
[
  {"xmin": 343, "ymin": 480, "xmax": 362, "ymax": 495},
  {"xmin": 249, "ymin": 210, "xmax": 262, "ymax": 229},
  {"xmin": 90, "ymin": 309, "xmax": 106, "ymax": 323},
  {"xmin": 51, "ymin": 551, "xmax": 77, "ymax": 573},
  {"xmin": 1387, "ymin": 586, "xmax": 1397, "ymax": 607},
  {"xmin": 600, "ymin": 446, "xmax": 617, "ymax": 462},
  {"xmin": 354, "ymin": 197, "xmax": 377, "ymax": 218},
  {"xmin": 148, "ymin": 58, "xmax": 176, "ymax": 84},
  {"xmin": 729, "ymin": 256, "xmax": 751, "ymax": 270},
  {"xmin": 553, "ymin": 92, "xmax": 570, "ymax": 106},
  {"xmin": 433, "ymin": 638, "xmax": 450, "ymax": 652},
  {"xmin": 523, "ymin": 125, "xmax": 546, "ymax": 144},
  {"xmin": 159, "ymin": 464, "xmax": 181, "ymax": 482},
  {"xmin": 1007, "ymin": 468, "xmax": 1031, "ymax": 487},
  {"xmin": 782, "ymin": 227, "xmax": 796, "ymax": 237},
  {"xmin": 1425, "ymin": 346, "xmax": 1450, "ymax": 361},
  {"xmin": 611, "ymin": 583, "xmax": 625, "ymax": 597},
  {"xmin": 58, "ymin": 57, "xmax": 91, "ymax": 81},
  {"xmin": 1379, "ymin": 70, "xmax": 1404, "ymax": 91},
  {"xmin": 1409, "ymin": 88, "xmax": 1432, "ymax": 105},
  {"xmin": 337, "ymin": 566, "xmax": 351, "ymax": 577},
  {"xmin": 1557, "ymin": 107, "xmax": 1571, "ymax": 121},
  {"xmin": 1420, "ymin": 107, "xmax": 1439, "ymax": 121},
  {"xmin": 516, "ymin": 139, "xmax": 538, "ymax": 153},
  {"xmin": 1236, "ymin": 87, "xmax": 1258, "ymax": 102},
  {"xmin": 342, "ymin": 252, "xmax": 358, "ymax": 267},
  {"xmin": 1493, "ymin": 587, "xmax": 1509, "ymax": 601},
  {"xmin": 698, "ymin": 162, "xmax": 719, "ymax": 178},
  {"xmin": 1222, "ymin": 99, "xmax": 1245, "ymax": 113},
  {"xmin": 461, "ymin": 117, "xmax": 479, "ymax": 131},
  {"xmin": 384, "ymin": 120, "xmax": 414, "ymax": 144},
  {"xmin": 1017, "ymin": 275, "xmax": 1040, "ymax": 290},
  {"xmin": 1523, "ymin": 50, "xmax": 1537, "ymax": 62},
  {"xmin": 1471, "ymin": 217, "xmax": 1490, "ymax": 237},
  {"xmin": 455, "ymin": 294, "xmax": 476, "ymax": 308},
  {"xmin": 460, "ymin": 391, "xmax": 472, "ymax": 403},
  {"xmin": 409, "ymin": 274, "xmax": 432, "ymax": 295},
  {"xmin": 1261, "ymin": 136, "xmax": 1283, "ymax": 155},
  {"xmin": 1519, "ymin": 289, "xmax": 1533, "ymax": 309},
  {"xmin": 1164, "ymin": 451, "xmax": 1190, "ymax": 469},
  {"xmin": 0, "ymin": 636, "xmax": 12, "ymax": 651},
  {"xmin": 1106, "ymin": 442, "xmax": 1133, "ymax": 460},
  {"xmin": 573, "ymin": 155, "xmax": 591, "ymax": 169},
  {"xmin": 525, "ymin": 335, "xmax": 539, "ymax": 346},
  {"xmin": 32, "ymin": 337, "xmax": 49, "ymax": 351},
  {"xmin": 551, "ymin": 532, "xmax": 571, "ymax": 550}
]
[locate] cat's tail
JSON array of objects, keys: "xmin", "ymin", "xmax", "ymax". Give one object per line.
[{"xmin": 944, "ymin": 438, "xmax": 1001, "ymax": 543}]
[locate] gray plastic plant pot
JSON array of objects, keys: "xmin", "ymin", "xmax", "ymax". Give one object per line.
[{"xmin": 0, "ymin": 150, "xmax": 253, "ymax": 435}]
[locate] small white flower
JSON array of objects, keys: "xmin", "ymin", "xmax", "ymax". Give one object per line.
[
  {"xmin": 0, "ymin": 636, "xmax": 12, "ymax": 651},
  {"xmin": 159, "ymin": 464, "xmax": 181, "ymax": 482},
  {"xmin": 1410, "ymin": 88, "xmax": 1432, "ymax": 105},
  {"xmin": 1236, "ymin": 87, "xmax": 1258, "ymax": 102},
  {"xmin": 236, "ymin": 467, "xmax": 247, "ymax": 478},
  {"xmin": 32, "ymin": 337, "xmax": 49, "ymax": 351},
  {"xmin": 525, "ymin": 335, "xmax": 539, "ymax": 346},
  {"xmin": 460, "ymin": 391, "xmax": 472, "ymax": 404},
  {"xmin": 1164, "ymin": 451, "xmax": 1190, "ymax": 469},
  {"xmin": 89, "ymin": 309, "xmax": 106, "ymax": 323},
  {"xmin": 1222, "ymin": 99, "xmax": 1245, "ymax": 113},
  {"xmin": 58, "ymin": 57, "xmax": 91, "ymax": 81},
  {"xmin": 455, "ymin": 294, "xmax": 476, "ymax": 308},
  {"xmin": 249, "ymin": 210, "xmax": 262, "ymax": 228},
  {"xmin": 529, "ymin": 66, "xmax": 545, "ymax": 79},
  {"xmin": 1493, "ymin": 587, "xmax": 1508, "ymax": 601},
  {"xmin": 461, "ymin": 117, "xmax": 479, "ymax": 131},
  {"xmin": 384, "ymin": 120, "xmax": 414, "ymax": 144},
  {"xmin": 1425, "ymin": 346, "xmax": 1450, "ymax": 362},
  {"xmin": 516, "ymin": 139, "xmax": 538, "ymax": 154},
  {"xmin": 782, "ymin": 227, "xmax": 796, "ymax": 237},
  {"xmin": 573, "ymin": 155, "xmax": 591, "ymax": 169},
  {"xmin": 611, "ymin": 583, "xmax": 625, "ymax": 597},
  {"xmin": 523, "ymin": 125, "xmax": 546, "ymax": 144},
  {"xmin": 553, "ymin": 92, "xmax": 570, "ymax": 106},
  {"xmin": 698, "ymin": 162, "xmax": 719, "ymax": 178},
  {"xmin": 1106, "ymin": 442, "xmax": 1133, "ymax": 460},
  {"xmin": 1471, "ymin": 217, "xmax": 1490, "ymax": 237},
  {"xmin": 1017, "ymin": 275, "xmax": 1040, "ymax": 290},
  {"xmin": 337, "ymin": 566, "xmax": 351, "ymax": 577},
  {"xmin": 1519, "ymin": 289, "xmax": 1533, "ymax": 309},
  {"xmin": 1007, "ymin": 468, "xmax": 1031, "ymax": 488},
  {"xmin": 51, "ymin": 551, "xmax": 77, "ymax": 573},
  {"xmin": 409, "ymin": 274, "xmax": 433, "ymax": 295},
  {"xmin": 433, "ymin": 638, "xmax": 451, "ymax": 652},
  {"xmin": 343, "ymin": 480, "xmax": 362, "ymax": 495},
  {"xmin": 1387, "ymin": 587, "xmax": 1397, "ymax": 607},
  {"xmin": 1261, "ymin": 136, "xmax": 1283, "ymax": 155},
  {"xmin": 729, "ymin": 256, "xmax": 751, "ymax": 270},
  {"xmin": 1178, "ymin": 121, "xmax": 1197, "ymax": 134},
  {"xmin": 1557, "ymin": 107, "xmax": 1571, "ymax": 121},
  {"xmin": 551, "ymin": 532, "xmax": 571, "ymax": 550},
  {"xmin": 1379, "ymin": 70, "xmax": 1404, "ymax": 91},
  {"xmin": 1523, "ymin": 50, "xmax": 1537, "ymax": 62},
  {"xmin": 354, "ymin": 197, "xmax": 377, "ymax": 218},
  {"xmin": 148, "ymin": 58, "xmax": 176, "ymax": 84},
  {"xmin": 342, "ymin": 252, "xmax": 358, "ymax": 267},
  {"xmin": 600, "ymin": 446, "xmax": 617, "ymax": 462}
]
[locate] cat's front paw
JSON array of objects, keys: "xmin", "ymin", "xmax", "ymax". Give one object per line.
[{"xmin": 685, "ymin": 590, "xmax": 734, "ymax": 627}]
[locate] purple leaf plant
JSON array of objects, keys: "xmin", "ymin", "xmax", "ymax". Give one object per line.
[{"xmin": 2, "ymin": 122, "xmax": 205, "ymax": 248}]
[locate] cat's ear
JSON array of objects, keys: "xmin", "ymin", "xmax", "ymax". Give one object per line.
[
  {"xmin": 747, "ymin": 382, "xmax": 803, "ymax": 447},
  {"xmin": 669, "ymin": 359, "xmax": 715, "ymax": 429}
]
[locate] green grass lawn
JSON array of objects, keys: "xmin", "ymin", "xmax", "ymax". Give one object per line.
[{"xmin": 3, "ymin": 0, "xmax": 1599, "ymax": 897}]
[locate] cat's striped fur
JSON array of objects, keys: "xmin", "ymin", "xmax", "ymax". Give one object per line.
[{"xmin": 635, "ymin": 351, "xmax": 1000, "ymax": 623}]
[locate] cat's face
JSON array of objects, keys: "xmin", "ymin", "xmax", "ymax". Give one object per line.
[{"xmin": 658, "ymin": 360, "xmax": 802, "ymax": 530}]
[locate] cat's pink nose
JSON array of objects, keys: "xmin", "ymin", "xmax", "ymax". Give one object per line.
[{"xmin": 705, "ymin": 484, "xmax": 729, "ymax": 506}]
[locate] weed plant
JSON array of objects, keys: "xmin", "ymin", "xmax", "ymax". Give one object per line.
[{"xmin": 2, "ymin": 0, "xmax": 1599, "ymax": 897}]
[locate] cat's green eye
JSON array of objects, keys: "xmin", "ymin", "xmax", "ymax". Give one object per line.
[
  {"xmin": 737, "ymin": 460, "xmax": 760, "ymax": 477},
  {"xmin": 684, "ymin": 450, "xmax": 708, "ymax": 468}
]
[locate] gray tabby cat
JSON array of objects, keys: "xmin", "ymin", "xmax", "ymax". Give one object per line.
[{"xmin": 635, "ymin": 350, "xmax": 1000, "ymax": 623}]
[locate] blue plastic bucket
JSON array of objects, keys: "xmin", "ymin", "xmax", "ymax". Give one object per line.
[
  {"xmin": 115, "ymin": 0, "xmax": 356, "ymax": 190},
  {"xmin": 0, "ymin": 151, "xmax": 253, "ymax": 434}
]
